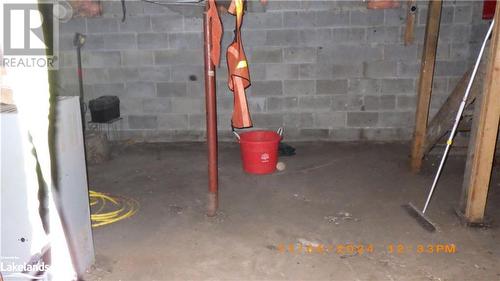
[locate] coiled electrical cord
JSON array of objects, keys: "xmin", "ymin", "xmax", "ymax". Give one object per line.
[{"xmin": 89, "ymin": 190, "xmax": 139, "ymax": 228}]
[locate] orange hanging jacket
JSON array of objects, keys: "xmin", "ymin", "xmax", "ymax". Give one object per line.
[{"xmin": 226, "ymin": 0, "xmax": 252, "ymax": 129}]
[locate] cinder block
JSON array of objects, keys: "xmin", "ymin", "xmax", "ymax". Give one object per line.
[
  {"xmin": 283, "ymin": 80, "xmax": 315, "ymax": 96},
  {"xmin": 93, "ymin": 83, "xmax": 125, "ymax": 96},
  {"xmin": 297, "ymin": 29, "xmax": 332, "ymax": 46},
  {"xmin": 249, "ymin": 47, "xmax": 283, "ymax": 63},
  {"xmin": 314, "ymin": 112, "xmax": 346, "ymax": 128},
  {"xmin": 266, "ymin": 96, "xmax": 299, "ymax": 111},
  {"xmin": 188, "ymin": 114, "xmax": 205, "ymax": 130},
  {"xmin": 87, "ymin": 18, "xmax": 118, "ymax": 33},
  {"xmin": 151, "ymin": 15, "xmax": 183, "ymax": 32},
  {"xmin": 397, "ymin": 95, "xmax": 416, "ymax": 110},
  {"xmin": 138, "ymin": 33, "xmax": 168, "ymax": 49},
  {"xmin": 56, "ymin": 68, "xmax": 79, "ymax": 85},
  {"xmin": 397, "ymin": 62, "xmax": 420, "ymax": 78},
  {"xmin": 184, "ymin": 16, "xmax": 203, "ymax": 32},
  {"xmin": 83, "ymin": 34, "xmax": 105, "ymax": 50},
  {"xmin": 364, "ymin": 95, "xmax": 396, "ymax": 111},
  {"xmin": 154, "ymin": 50, "xmax": 203, "ymax": 65},
  {"xmin": 348, "ymin": 79, "xmax": 380, "ymax": 95},
  {"xmin": 248, "ymin": 97, "xmax": 267, "ymax": 113},
  {"xmin": 120, "ymin": 97, "xmax": 144, "ymax": 115},
  {"xmin": 299, "ymin": 129, "xmax": 329, "ymax": 140},
  {"xmin": 82, "ymin": 68, "xmax": 110, "ymax": 84},
  {"xmin": 170, "ymin": 65, "xmax": 204, "ymax": 81},
  {"xmin": 363, "ymin": 60, "xmax": 397, "ymax": 78},
  {"xmin": 129, "ymin": 115, "xmax": 158, "ymax": 129},
  {"xmin": 299, "ymin": 64, "xmax": 334, "ymax": 79},
  {"xmin": 317, "ymin": 45, "xmax": 383, "ymax": 64},
  {"xmin": 245, "ymin": 0, "xmax": 267, "ymax": 13},
  {"xmin": 384, "ymin": 8, "xmax": 406, "ymax": 26},
  {"xmin": 186, "ymin": 81, "xmax": 204, "ymax": 97},
  {"xmin": 101, "ymin": 0, "xmax": 144, "ymax": 18},
  {"xmin": 283, "ymin": 11, "xmax": 316, "ymax": 28},
  {"xmin": 379, "ymin": 111, "xmax": 414, "ymax": 127},
  {"xmin": 60, "ymin": 18, "xmax": 86, "ymax": 34},
  {"xmin": 138, "ymin": 66, "xmax": 171, "ymax": 82},
  {"xmin": 299, "ymin": 96, "xmax": 331, "ymax": 111},
  {"xmin": 143, "ymin": 98, "xmax": 172, "ymax": 113},
  {"xmin": 246, "ymin": 12, "xmax": 283, "ymax": 29},
  {"xmin": 381, "ymin": 79, "xmax": 415, "ymax": 94},
  {"xmin": 249, "ymin": 64, "xmax": 267, "ymax": 81},
  {"xmin": 82, "ymin": 51, "xmax": 121, "ymax": 67},
  {"xmin": 331, "ymin": 28, "xmax": 366, "ymax": 44},
  {"xmin": 434, "ymin": 60, "xmax": 467, "ymax": 77},
  {"xmin": 284, "ymin": 113, "xmax": 314, "ymax": 128},
  {"xmin": 332, "ymin": 64, "xmax": 364, "ymax": 78},
  {"xmin": 315, "ymin": 10, "xmax": 350, "ymax": 27},
  {"xmin": 168, "ymin": 33, "xmax": 202, "ymax": 49},
  {"xmin": 108, "ymin": 68, "xmax": 140, "ymax": 82},
  {"xmin": 251, "ymin": 113, "xmax": 283, "ymax": 127},
  {"xmin": 440, "ymin": 6, "xmax": 455, "ymax": 24},
  {"xmin": 366, "ymin": 27, "xmax": 401, "ymax": 44},
  {"xmin": 265, "ymin": 1, "xmax": 301, "ymax": 11},
  {"xmin": 103, "ymin": 33, "xmax": 137, "ymax": 50},
  {"xmin": 384, "ymin": 44, "xmax": 418, "ymax": 61},
  {"xmin": 170, "ymin": 98, "xmax": 203, "ymax": 113},
  {"xmin": 251, "ymin": 81, "xmax": 283, "ymax": 96},
  {"xmin": 330, "ymin": 128, "xmax": 362, "ymax": 141},
  {"xmin": 351, "ymin": 10, "xmax": 384, "ymax": 26},
  {"xmin": 119, "ymin": 16, "xmax": 151, "ymax": 32},
  {"xmin": 158, "ymin": 114, "xmax": 189, "ymax": 129},
  {"xmin": 122, "ymin": 50, "xmax": 153, "ymax": 66},
  {"xmin": 454, "ymin": 6, "xmax": 473, "ymax": 23},
  {"xmin": 242, "ymin": 30, "xmax": 268, "ymax": 47},
  {"xmin": 157, "ymin": 82, "xmax": 187, "ymax": 97},
  {"xmin": 450, "ymin": 43, "xmax": 470, "ymax": 60},
  {"xmin": 265, "ymin": 64, "xmax": 299, "ymax": 80},
  {"xmin": 125, "ymin": 82, "xmax": 156, "ymax": 97},
  {"xmin": 332, "ymin": 95, "xmax": 363, "ymax": 111},
  {"xmin": 266, "ymin": 30, "xmax": 299, "ymax": 46},
  {"xmin": 316, "ymin": 79, "xmax": 348, "ymax": 95},
  {"xmin": 283, "ymin": 47, "xmax": 316, "ymax": 63},
  {"xmin": 347, "ymin": 112, "xmax": 379, "ymax": 127}
]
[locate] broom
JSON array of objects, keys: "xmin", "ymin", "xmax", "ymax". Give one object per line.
[{"xmin": 403, "ymin": 20, "xmax": 495, "ymax": 232}]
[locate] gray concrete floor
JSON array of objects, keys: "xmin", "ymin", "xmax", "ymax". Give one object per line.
[{"xmin": 85, "ymin": 142, "xmax": 500, "ymax": 281}]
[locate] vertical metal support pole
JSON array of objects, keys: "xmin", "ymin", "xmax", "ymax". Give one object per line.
[{"xmin": 203, "ymin": 8, "xmax": 219, "ymax": 217}]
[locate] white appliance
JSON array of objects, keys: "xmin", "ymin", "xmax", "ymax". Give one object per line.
[{"xmin": 1, "ymin": 96, "xmax": 94, "ymax": 279}]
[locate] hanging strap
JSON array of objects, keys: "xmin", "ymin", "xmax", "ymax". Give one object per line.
[{"xmin": 207, "ymin": 0, "xmax": 223, "ymax": 66}]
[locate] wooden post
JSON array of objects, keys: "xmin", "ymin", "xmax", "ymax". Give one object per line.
[
  {"xmin": 410, "ymin": 0, "xmax": 442, "ymax": 173},
  {"xmin": 460, "ymin": 11, "xmax": 500, "ymax": 223},
  {"xmin": 404, "ymin": 0, "xmax": 417, "ymax": 45}
]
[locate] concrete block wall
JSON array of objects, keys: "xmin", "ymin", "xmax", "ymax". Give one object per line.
[{"xmin": 55, "ymin": 0, "xmax": 489, "ymax": 141}]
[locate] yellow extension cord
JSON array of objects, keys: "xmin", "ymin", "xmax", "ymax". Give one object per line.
[{"xmin": 89, "ymin": 190, "xmax": 139, "ymax": 228}]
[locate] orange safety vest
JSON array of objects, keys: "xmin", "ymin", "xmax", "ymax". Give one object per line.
[{"xmin": 226, "ymin": 0, "xmax": 252, "ymax": 129}]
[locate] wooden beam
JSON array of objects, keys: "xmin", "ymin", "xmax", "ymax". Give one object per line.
[
  {"xmin": 404, "ymin": 0, "xmax": 417, "ymax": 45},
  {"xmin": 424, "ymin": 59, "xmax": 487, "ymax": 153},
  {"xmin": 410, "ymin": 0, "xmax": 442, "ymax": 173},
  {"xmin": 461, "ymin": 10, "xmax": 500, "ymax": 223}
]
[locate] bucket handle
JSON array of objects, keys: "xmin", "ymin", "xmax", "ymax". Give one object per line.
[{"xmin": 233, "ymin": 127, "xmax": 284, "ymax": 142}]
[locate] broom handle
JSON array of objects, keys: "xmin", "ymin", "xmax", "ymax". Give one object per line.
[{"xmin": 422, "ymin": 20, "xmax": 495, "ymax": 214}]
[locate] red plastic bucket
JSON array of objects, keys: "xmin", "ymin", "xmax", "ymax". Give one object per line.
[{"xmin": 237, "ymin": 130, "xmax": 282, "ymax": 174}]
